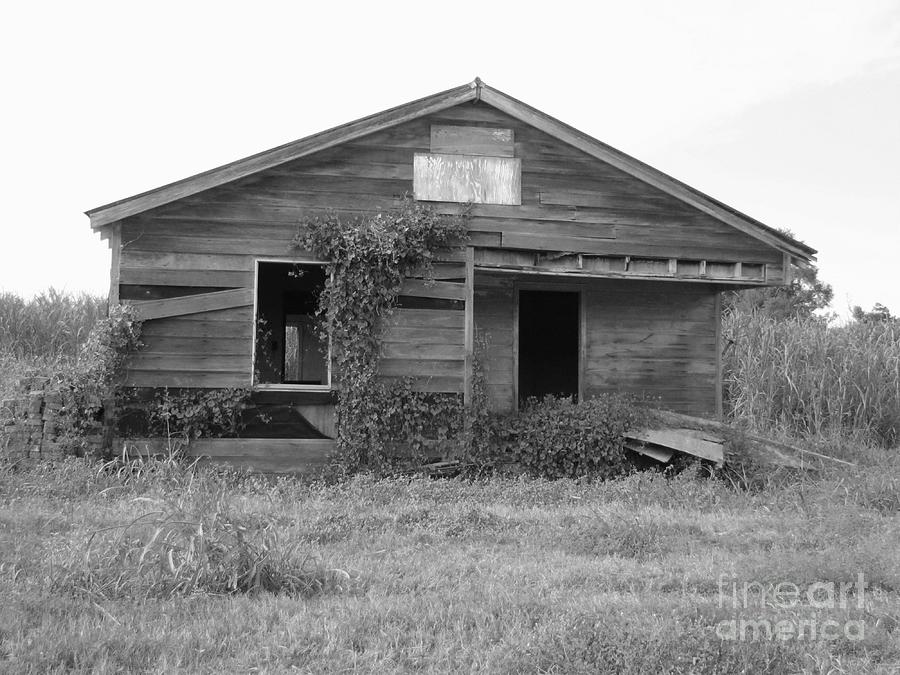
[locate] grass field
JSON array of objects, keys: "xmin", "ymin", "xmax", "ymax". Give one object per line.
[{"xmin": 2, "ymin": 453, "xmax": 899, "ymax": 674}]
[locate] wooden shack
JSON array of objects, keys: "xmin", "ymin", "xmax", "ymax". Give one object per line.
[{"xmin": 86, "ymin": 79, "xmax": 816, "ymax": 471}]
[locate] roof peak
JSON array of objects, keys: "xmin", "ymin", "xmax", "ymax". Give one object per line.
[{"xmin": 85, "ymin": 78, "xmax": 814, "ymax": 260}]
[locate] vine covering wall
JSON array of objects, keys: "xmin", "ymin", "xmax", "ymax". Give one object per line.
[{"xmin": 293, "ymin": 198, "xmax": 469, "ymax": 470}]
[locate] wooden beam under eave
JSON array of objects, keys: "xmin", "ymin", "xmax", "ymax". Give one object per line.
[
  {"xmin": 473, "ymin": 250, "xmax": 772, "ymax": 286},
  {"xmin": 476, "ymin": 265, "xmax": 769, "ymax": 286},
  {"xmin": 478, "ymin": 86, "xmax": 814, "ymax": 261}
]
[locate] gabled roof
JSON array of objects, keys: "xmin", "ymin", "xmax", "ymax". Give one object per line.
[{"xmin": 86, "ymin": 78, "xmax": 816, "ymax": 261}]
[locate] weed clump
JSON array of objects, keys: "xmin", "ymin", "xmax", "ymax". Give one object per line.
[{"xmin": 53, "ymin": 491, "xmax": 352, "ymax": 599}]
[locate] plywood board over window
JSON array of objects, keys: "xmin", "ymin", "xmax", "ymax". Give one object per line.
[{"xmin": 414, "ymin": 153, "xmax": 522, "ymax": 205}]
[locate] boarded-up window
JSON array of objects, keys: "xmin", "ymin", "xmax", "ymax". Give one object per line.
[
  {"xmin": 414, "ymin": 125, "xmax": 521, "ymax": 205},
  {"xmin": 414, "ymin": 153, "xmax": 521, "ymax": 205}
]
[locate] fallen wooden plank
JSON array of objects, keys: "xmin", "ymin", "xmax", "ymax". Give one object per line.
[
  {"xmin": 650, "ymin": 409, "xmax": 856, "ymax": 468},
  {"xmin": 625, "ymin": 442, "xmax": 674, "ymax": 463},
  {"xmin": 628, "ymin": 428, "xmax": 724, "ymax": 464}
]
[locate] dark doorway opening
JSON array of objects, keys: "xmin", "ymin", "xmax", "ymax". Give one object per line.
[{"xmin": 518, "ymin": 290, "xmax": 579, "ymax": 404}]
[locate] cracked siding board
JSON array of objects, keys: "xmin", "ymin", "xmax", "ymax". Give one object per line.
[{"xmin": 413, "ymin": 153, "xmax": 521, "ymax": 205}]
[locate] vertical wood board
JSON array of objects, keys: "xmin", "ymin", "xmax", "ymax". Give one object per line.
[{"xmin": 109, "ymin": 224, "xmax": 121, "ymax": 307}]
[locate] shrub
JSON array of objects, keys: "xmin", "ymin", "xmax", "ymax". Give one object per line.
[
  {"xmin": 369, "ymin": 378, "xmax": 466, "ymax": 469},
  {"xmin": 482, "ymin": 395, "xmax": 647, "ymax": 479},
  {"xmin": 145, "ymin": 387, "xmax": 253, "ymax": 443},
  {"xmin": 53, "ymin": 304, "xmax": 142, "ymax": 452}
]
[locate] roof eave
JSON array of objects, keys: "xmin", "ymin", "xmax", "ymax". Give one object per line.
[
  {"xmin": 86, "ymin": 81, "xmax": 480, "ymax": 229},
  {"xmin": 477, "ymin": 83, "xmax": 816, "ymax": 262},
  {"xmin": 86, "ymin": 77, "xmax": 815, "ymax": 262}
]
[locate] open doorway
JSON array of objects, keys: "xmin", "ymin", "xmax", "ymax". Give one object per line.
[{"xmin": 518, "ymin": 290, "xmax": 579, "ymax": 404}]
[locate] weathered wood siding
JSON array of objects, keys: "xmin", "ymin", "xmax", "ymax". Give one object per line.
[
  {"xmin": 471, "ymin": 275, "xmax": 719, "ymax": 416},
  {"xmin": 116, "ymin": 100, "xmax": 773, "ymax": 396},
  {"xmin": 380, "ymin": 306, "xmax": 466, "ymax": 393},
  {"xmin": 129, "ymin": 306, "xmax": 253, "ymax": 388},
  {"xmin": 583, "ymin": 280, "xmax": 719, "ymax": 415},
  {"xmin": 473, "ymin": 278, "xmax": 516, "ymax": 411}
]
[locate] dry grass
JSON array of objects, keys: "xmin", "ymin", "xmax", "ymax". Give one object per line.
[
  {"xmin": 724, "ymin": 312, "xmax": 900, "ymax": 446},
  {"xmin": 1, "ymin": 454, "xmax": 899, "ymax": 673}
]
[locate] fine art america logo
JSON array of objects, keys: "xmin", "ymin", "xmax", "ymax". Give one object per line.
[{"xmin": 716, "ymin": 573, "xmax": 868, "ymax": 642}]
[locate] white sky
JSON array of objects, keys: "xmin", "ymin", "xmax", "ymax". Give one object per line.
[{"xmin": 2, "ymin": 1, "xmax": 898, "ymax": 316}]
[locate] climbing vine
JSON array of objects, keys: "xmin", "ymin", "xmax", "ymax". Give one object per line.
[
  {"xmin": 58, "ymin": 304, "xmax": 143, "ymax": 454},
  {"xmin": 146, "ymin": 387, "xmax": 254, "ymax": 445},
  {"xmin": 292, "ymin": 198, "xmax": 468, "ymax": 469}
]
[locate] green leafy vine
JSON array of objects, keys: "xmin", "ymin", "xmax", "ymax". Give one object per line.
[{"xmin": 292, "ymin": 198, "xmax": 468, "ymax": 470}]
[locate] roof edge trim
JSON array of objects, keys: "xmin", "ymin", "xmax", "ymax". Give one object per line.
[
  {"xmin": 477, "ymin": 84, "xmax": 815, "ymax": 260},
  {"xmin": 86, "ymin": 78, "xmax": 814, "ymax": 261},
  {"xmin": 86, "ymin": 81, "xmax": 479, "ymax": 228}
]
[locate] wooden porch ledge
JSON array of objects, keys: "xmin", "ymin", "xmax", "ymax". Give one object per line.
[{"xmin": 124, "ymin": 437, "xmax": 336, "ymax": 474}]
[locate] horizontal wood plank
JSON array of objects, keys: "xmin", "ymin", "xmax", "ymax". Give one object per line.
[
  {"xmin": 132, "ymin": 288, "xmax": 254, "ymax": 321},
  {"xmin": 430, "ymin": 125, "xmax": 514, "ymax": 157},
  {"xmin": 120, "ymin": 267, "xmax": 252, "ymax": 288},
  {"xmin": 120, "ymin": 251, "xmax": 254, "ymax": 271},
  {"xmin": 129, "ymin": 354, "xmax": 251, "ymax": 372},
  {"xmin": 125, "ymin": 370, "xmax": 251, "ymax": 388},
  {"xmin": 399, "ymin": 279, "xmax": 466, "ymax": 300},
  {"xmin": 380, "ymin": 342, "xmax": 465, "ymax": 360},
  {"xmin": 379, "ymin": 358, "xmax": 464, "ymax": 377},
  {"xmin": 126, "ymin": 438, "xmax": 336, "ymax": 473},
  {"xmin": 405, "ymin": 262, "xmax": 467, "ymax": 280},
  {"xmin": 468, "ymin": 217, "xmax": 616, "ymax": 240},
  {"xmin": 383, "ymin": 308, "xmax": 465, "ymax": 329},
  {"xmin": 140, "ymin": 320, "xmax": 253, "ymax": 339},
  {"xmin": 381, "ymin": 326, "xmax": 465, "ymax": 345},
  {"xmin": 140, "ymin": 336, "xmax": 252, "ymax": 355}
]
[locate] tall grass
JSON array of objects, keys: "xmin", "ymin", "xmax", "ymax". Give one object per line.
[
  {"xmin": 0, "ymin": 289, "xmax": 107, "ymax": 397},
  {"xmin": 0, "ymin": 289, "xmax": 107, "ymax": 361},
  {"xmin": 724, "ymin": 311, "xmax": 900, "ymax": 446}
]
